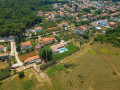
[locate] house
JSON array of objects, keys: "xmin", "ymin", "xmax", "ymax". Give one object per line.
[
  {"xmin": 0, "ymin": 45, "xmax": 4, "ymax": 52},
  {"xmin": 0, "ymin": 53, "xmax": 10, "ymax": 60},
  {"xmin": 50, "ymin": 42, "xmax": 68, "ymax": 55},
  {"xmin": 74, "ymin": 27, "xmax": 84, "ymax": 34},
  {"xmin": 42, "ymin": 37, "xmax": 55, "ymax": 45},
  {"xmin": 108, "ymin": 22, "xmax": 117, "ymax": 28},
  {"xmin": 74, "ymin": 24, "xmax": 89, "ymax": 34},
  {"xmin": 24, "ymin": 55, "xmax": 41, "ymax": 65},
  {"xmin": 35, "ymin": 44, "xmax": 44, "ymax": 50},
  {"xmin": 34, "ymin": 27, "xmax": 42, "ymax": 32},
  {"xmin": 91, "ymin": 22, "xmax": 98, "ymax": 28},
  {"xmin": 21, "ymin": 41, "xmax": 32, "ymax": 51},
  {"xmin": 60, "ymin": 22, "xmax": 69, "ymax": 28},
  {"xmin": 97, "ymin": 19, "xmax": 108, "ymax": 26},
  {"xmin": 76, "ymin": 20, "xmax": 81, "ymax": 23},
  {"xmin": 38, "ymin": 11, "xmax": 43, "ymax": 16},
  {"xmin": 60, "ymin": 8, "xmax": 65, "ymax": 11}
]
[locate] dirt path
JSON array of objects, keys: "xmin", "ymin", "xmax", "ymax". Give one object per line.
[{"xmin": 92, "ymin": 46, "xmax": 120, "ymax": 79}]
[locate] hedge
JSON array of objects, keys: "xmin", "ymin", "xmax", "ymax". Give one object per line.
[{"xmin": 40, "ymin": 60, "xmax": 56, "ymax": 70}]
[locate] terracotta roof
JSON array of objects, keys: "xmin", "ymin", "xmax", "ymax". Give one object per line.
[
  {"xmin": 91, "ymin": 23, "xmax": 98, "ymax": 26},
  {"xmin": 21, "ymin": 41, "xmax": 31, "ymax": 47},
  {"xmin": 35, "ymin": 27, "xmax": 42, "ymax": 30},
  {"xmin": 24, "ymin": 55, "xmax": 40, "ymax": 63},
  {"xmin": 50, "ymin": 42, "xmax": 67, "ymax": 53},
  {"xmin": 109, "ymin": 22, "xmax": 116, "ymax": 25},
  {"xmin": 43, "ymin": 37, "xmax": 55, "ymax": 42},
  {"xmin": 0, "ymin": 45, "xmax": 3, "ymax": 48}
]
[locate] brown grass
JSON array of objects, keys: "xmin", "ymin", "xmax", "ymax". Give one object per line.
[
  {"xmin": 19, "ymin": 51, "xmax": 38, "ymax": 61},
  {"xmin": 0, "ymin": 61, "xmax": 9, "ymax": 69}
]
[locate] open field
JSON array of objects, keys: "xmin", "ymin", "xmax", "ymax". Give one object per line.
[
  {"xmin": 44, "ymin": 44, "xmax": 120, "ymax": 90},
  {"xmin": 19, "ymin": 51, "xmax": 38, "ymax": 62},
  {"xmin": 92, "ymin": 42, "xmax": 120, "ymax": 73},
  {"xmin": 0, "ymin": 68, "xmax": 52, "ymax": 90}
]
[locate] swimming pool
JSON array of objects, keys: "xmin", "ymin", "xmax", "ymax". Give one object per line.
[{"xmin": 59, "ymin": 47, "xmax": 67, "ymax": 53}]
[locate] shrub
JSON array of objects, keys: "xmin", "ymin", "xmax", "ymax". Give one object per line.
[
  {"xmin": 113, "ymin": 72, "xmax": 116, "ymax": 75},
  {"xmin": 19, "ymin": 71, "xmax": 24, "ymax": 78},
  {"xmin": 40, "ymin": 60, "xmax": 56, "ymax": 70}
]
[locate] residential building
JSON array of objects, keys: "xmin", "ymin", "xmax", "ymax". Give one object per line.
[
  {"xmin": 21, "ymin": 41, "xmax": 32, "ymax": 51},
  {"xmin": 42, "ymin": 37, "xmax": 55, "ymax": 45},
  {"xmin": 50, "ymin": 42, "xmax": 68, "ymax": 55},
  {"xmin": 24, "ymin": 55, "xmax": 41, "ymax": 65},
  {"xmin": 97, "ymin": 19, "xmax": 108, "ymax": 26},
  {"xmin": 108, "ymin": 22, "xmax": 117, "ymax": 28},
  {"xmin": 35, "ymin": 44, "xmax": 44, "ymax": 50},
  {"xmin": 0, "ymin": 53, "xmax": 10, "ymax": 60},
  {"xmin": 34, "ymin": 27, "xmax": 42, "ymax": 32},
  {"xmin": 91, "ymin": 22, "xmax": 98, "ymax": 28},
  {"xmin": 74, "ymin": 24, "xmax": 89, "ymax": 34}
]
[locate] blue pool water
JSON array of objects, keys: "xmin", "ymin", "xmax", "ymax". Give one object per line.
[{"xmin": 59, "ymin": 47, "xmax": 67, "ymax": 52}]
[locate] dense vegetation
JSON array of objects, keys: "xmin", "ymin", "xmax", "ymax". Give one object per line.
[
  {"xmin": 95, "ymin": 25, "xmax": 120, "ymax": 47},
  {"xmin": 0, "ymin": 67, "xmax": 11, "ymax": 80},
  {"xmin": 0, "ymin": 0, "xmax": 67, "ymax": 37}
]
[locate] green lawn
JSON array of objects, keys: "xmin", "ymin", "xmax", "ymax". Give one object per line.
[{"xmin": 39, "ymin": 42, "xmax": 79, "ymax": 61}]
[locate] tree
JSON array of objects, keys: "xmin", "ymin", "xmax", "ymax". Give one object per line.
[
  {"xmin": 42, "ymin": 49, "xmax": 47, "ymax": 60},
  {"xmin": 19, "ymin": 71, "xmax": 24, "ymax": 78},
  {"xmin": 47, "ymin": 51, "xmax": 52, "ymax": 61}
]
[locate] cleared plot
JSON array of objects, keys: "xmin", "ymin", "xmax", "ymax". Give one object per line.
[
  {"xmin": 0, "ymin": 61, "xmax": 9, "ymax": 69},
  {"xmin": 45, "ymin": 46, "xmax": 120, "ymax": 90},
  {"xmin": 0, "ymin": 68, "xmax": 52, "ymax": 90},
  {"xmin": 19, "ymin": 51, "xmax": 38, "ymax": 62}
]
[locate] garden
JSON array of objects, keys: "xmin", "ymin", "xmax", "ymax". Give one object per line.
[{"xmin": 39, "ymin": 42, "xmax": 79, "ymax": 70}]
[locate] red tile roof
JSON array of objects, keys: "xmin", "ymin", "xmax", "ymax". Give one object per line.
[
  {"xmin": 35, "ymin": 27, "xmax": 42, "ymax": 30},
  {"xmin": 21, "ymin": 41, "xmax": 31, "ymax": 47},
  {"xmin": 0, "ymin": 45, "xmax": 3, "ymax": 49},
  {"xmin": 24, "ymin": 55, "xmax": 40, "ymax": 63},
  {"xmin": 42, "ymin": 37, "xmax": 55, "ymax": 42}
]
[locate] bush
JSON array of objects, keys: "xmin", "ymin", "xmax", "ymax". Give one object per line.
[
  {"xmin": 19, "ymin": 71, "xmax": 24, "ymax": 78},
  {"xmin": 0, "ymin": 67, "xmax": 11, "ymax": 80},
  {"xmin": 40, "ymin": 60, "xmax": 56, "ymax": 70},
  {"xmin": 7, "ymin": 58, "xmax": 12, "ymax": 66}
]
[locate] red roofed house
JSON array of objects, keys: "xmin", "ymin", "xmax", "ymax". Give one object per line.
[
  {"xmin": 24, "ymin": 55, "xmax": 41, "ymax": 65},
  {"xmin": 21, "ymin": 41, "xmax": 32, "ymax": 51},
  {"xmin": 0, "ymin": 45, "xmax": 4, "ymax": 52},
  {"xmin": 43, "ymin": 37, "xmax": 55, "ymax": 45},
  {"xmin": 74, "ymin": 25, "xmax": 89, "ymax": 34},
  {"xmin": 91, "ymin": 22, "xmax": 98, "ymax": 28},
  {"xmin": 34, "ymin": 27, "xmax": 42, "ymax": 32},
  {"xmin": 108, "ymin": 22, "xmax": 117, "ymax": 28}
]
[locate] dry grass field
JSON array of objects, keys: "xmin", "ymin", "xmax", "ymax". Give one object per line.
[
  {"xmin": 45, "ymin": 43, "xmax": 120, "ymax": 90},
  {"xmin": 0, "ymin": 68, "xmax": 52, "ymax": 90}
]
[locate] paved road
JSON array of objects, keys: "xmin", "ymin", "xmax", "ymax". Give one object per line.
[
  {"xmin": 10, "ymin": 40, "xmax": 14, "ymax": 55},
  {"xmin": 13, "ymin": 41, "xmax": 23, "ymax": 66}
]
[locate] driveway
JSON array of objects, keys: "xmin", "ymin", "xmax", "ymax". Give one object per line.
[{"xmin": 13, "ymin": 41, "xmax": 23, "ymax": 66}]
